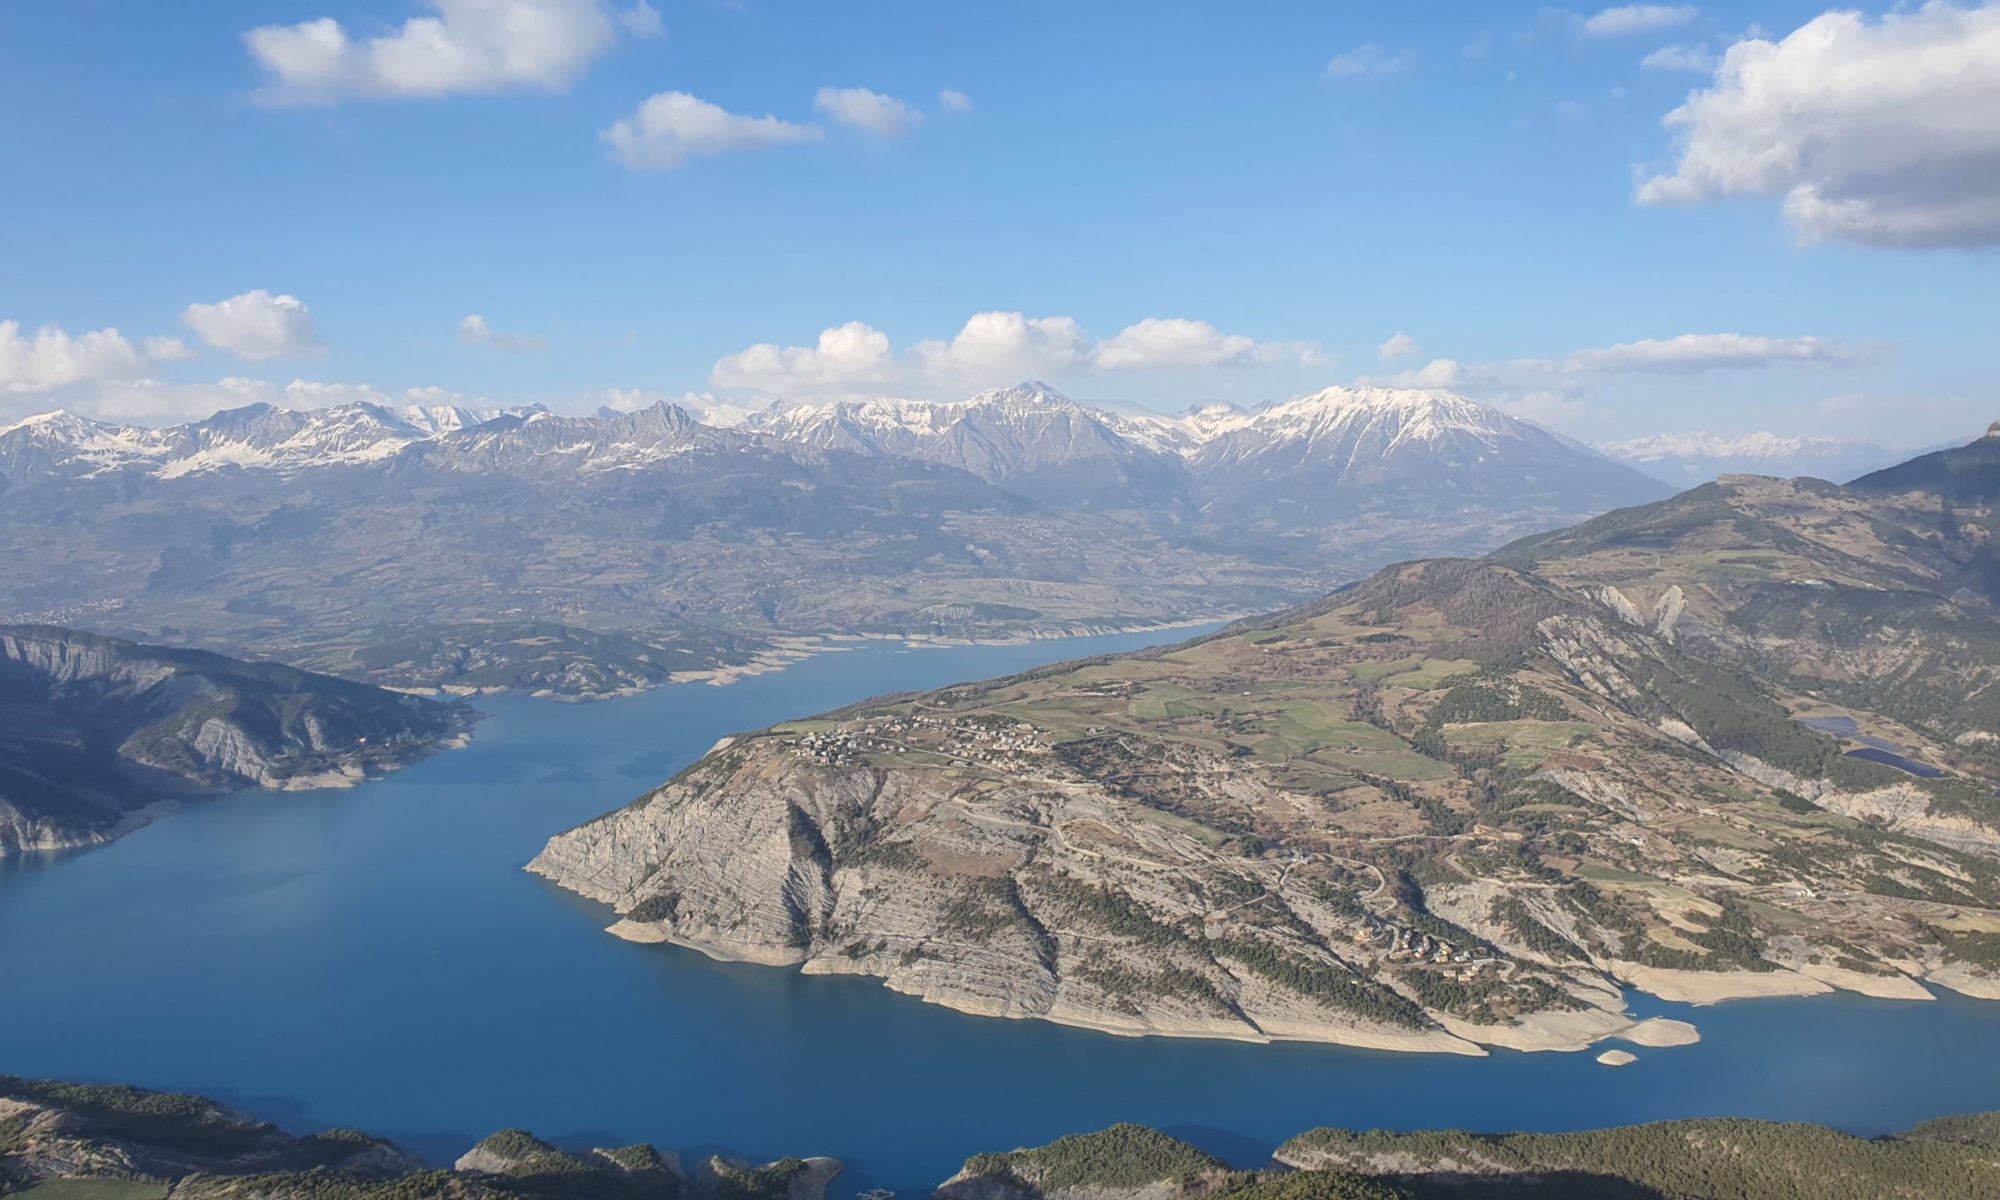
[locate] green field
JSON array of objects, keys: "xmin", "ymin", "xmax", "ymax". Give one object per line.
[{"xmin": 1442, "ymin": 719, "xmax": 1595, "ymax": 766}]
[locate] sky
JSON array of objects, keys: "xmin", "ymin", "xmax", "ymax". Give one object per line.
[{"xmin": 1, "ymin": 0, "xmax": 1995, "ymax": 447}]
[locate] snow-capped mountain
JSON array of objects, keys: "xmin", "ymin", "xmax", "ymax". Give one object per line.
[
  {"xmin": 0, "ymin": 401, "xmax": 552, "ymax": 484},
  {"xmin": 739, "ymin": 382, "xmax": 1191, "ymax": 511},
  {"xmin": 1601, "ymin": 431, "xmax": 1901, "ymax": 487},
  {"xmin": 409, "ymin": 402, "xmax": 724, "ymax": 477},
  {"xmin": 1182, "ymin": 386, "xmax": 1668, "ymax": 529}
]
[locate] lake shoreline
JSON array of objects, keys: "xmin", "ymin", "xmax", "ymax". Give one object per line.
[{"xmin": 9, "ymin": 630, "xmax": 2000, "ymax": 1196}]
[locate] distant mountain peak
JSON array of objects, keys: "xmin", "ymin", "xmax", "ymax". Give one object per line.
[{"xmin": 963, "ymin": 380, "xmax": 1072, "ymax": 407}]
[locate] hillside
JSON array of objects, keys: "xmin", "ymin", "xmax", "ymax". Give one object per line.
[
  {"xmin": 0, "ymin": 1075, "xmax": 836, "ymax": 1200},
  {"xmin": 0, "ymin": 625, "xmax": 471, "ymax": 855},
  {"xmin": 9, "ymin": 1075, "xmax": 2000, "ymax": 1200},
  {"xmin": 531, "ymin": 433, "xmax": 2000, "ymax": 1049}
]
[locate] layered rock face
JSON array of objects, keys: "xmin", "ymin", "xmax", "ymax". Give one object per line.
[{"xmin": 0, "ymin": 624, "xmax": 471, "ymax": 855}]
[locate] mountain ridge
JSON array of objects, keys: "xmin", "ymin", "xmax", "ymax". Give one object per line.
[{"xmin": 0, "ymin": 382, "xmax": 1664, "ymax": 697}]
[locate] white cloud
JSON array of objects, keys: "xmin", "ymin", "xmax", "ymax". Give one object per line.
[
  {"xmin": 1580, "ymin": 4, "xmax": 1699, "ymax": 38},
  {"xmin": 0, "ymin": 321, "xmax": 191, "ymax": 394},
  {"xmin": 910, "ymin": 312, "xmax": 1089, "ymax": 382},
  {"xmin": 601, "ymin": 92, "xmax": 822, "ymax": 169},
  {"xmin": 460, "ymin": 313, "xmax": 546, "ymax": 351},
  {"xmin": 1499, "ymin": 390, "xmax": 1586, "ymax": 427},
  {"xmin": 1378, "ymin": 332, "xmax": 1420, "ymax": 360},
  {"xmin": 1096, "ymin": 318, "xmax": 1280, "ymax": 370},
  {"xmin": 1355, "ymin": 331, "xmax": 1863, "ymax": 421},
  {"xmin": 182, "ymin": 291, "xmax": 321, "ymax": 361},
  {"xmin": 246, "ymin": 0, "xmax": 624, "ymax": 104},
  {"xmin": 711, "ymin": 313, "xmax": 1319, "ymax": 396},
  {"xmin": 814, "ymin": 87, "xmax": 923, "ymax": 137},
  {"xmin": 1361, "ymin": 358, "xmax": 1472, "ymax": 389},
  {"xmin": 1324, "ymin": 43, "xmax": 1416, "ymax": 78},
  {"xmin": 1560, "ymin": 332, "xmax": 1858, "ymax": 373},
  {"xmin": 619, "ymin": 1, "xmax": 663, "ymax": 38},
  {"xmin": 712, "ymin": 321, "xmax": 896, "ymax": 392},
  {"xmin": 938, "ymin": 89, "xmax": 974, "ymax": 113},
  {"xmin": 1638, "ymin": 4, "xmax": 2000, "ymax": 248},
  {"xmin": 1639, "ymin": 42, "xmax": 1718, "ymax": 71}
]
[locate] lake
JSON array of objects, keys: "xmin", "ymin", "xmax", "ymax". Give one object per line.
[{"xmin": 5, "ymin": 629, "xmax": 2000, "ymax": 1195}]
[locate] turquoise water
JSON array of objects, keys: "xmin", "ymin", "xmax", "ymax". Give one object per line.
[{"xmin": 5, "ymin": 629, "xmax": 2000, "ymax": 1193}]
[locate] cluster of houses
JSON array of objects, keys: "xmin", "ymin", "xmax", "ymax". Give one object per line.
[
  {"xmin": 1353, "ymin": 918, "xmax": 1479, "ymax": 967},
  {"xmin": 781, "ymin": 712, "xmax": 1053, "ymax": 770},
  {"xmin": 782, "ymin": 728, "xmax": 900, "ymax": 767}
]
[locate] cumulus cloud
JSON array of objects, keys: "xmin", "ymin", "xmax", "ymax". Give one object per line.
[
  {"xmin": 601, "ymin": 92, "xmax": 822, "ymax": 169},
  {"xmin": 938, "ymin": 89, "xmax": 973, "ymax": 113},
  {"xmin": 1559, "ymin": 332, "xmax": 1859, "ymax": 373},
  {"xmin": 0, "ymin": 321, "xmax": 192, "ymax": 394},
  {"xmin": 814, "ymin": 87, "xmax": 923, "ymax": 137},
  {"xmin": 1361, "ymin": 358, "xmax": 1474, "ymax": 389},
  {"xmin": 712, "ymin": 321, "xmax": 896, "ymax": 392},
  {"xmin": 1580, "ymin": 4, "xmax": 1699, "ymax": 37},
  {"xmin": 910, "ymin": 312, "xmax": 1089, "ymax": 382},
  {"xmin": 1638, "ymin": 4, "xmax": 2000, "ymax": 248},
  {"xmin": 245, "ymin": 0, "xmax": 628, "ymax": 104},
  {"xmin": 459, "ymin": 314, "xmax": 546, "ymax": 351},
  {"xmin": 711, "ymin": 314, "xmax": 1319, "ymax": 396},
  {"xmin": 1094, "ymin": 318, "xmax": 1304, "ymax": 371},
  {"xmin": 1324, "ymin": 43, "xmax": 1415, "ymax": 78},
  {"xmin": 1378, "ymin": 332, "xmax": 1421, "ymax": 360},
  {"xmin": 182, "ymin": 291, "xmax": 321, "ymax": 361},
  {"xmin": 1639, "ymin": 43, "xmax": 1718, "ymax": 71}
]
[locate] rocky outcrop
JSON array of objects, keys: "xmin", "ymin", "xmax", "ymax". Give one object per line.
[{"xmin": 0, "ymin": 624, "xmax": 473, "ymax": 856}]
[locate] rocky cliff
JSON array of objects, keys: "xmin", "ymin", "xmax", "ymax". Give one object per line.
[{"xmin": 0, "ymin": 625, "xmax": 472, "ymax": 856}]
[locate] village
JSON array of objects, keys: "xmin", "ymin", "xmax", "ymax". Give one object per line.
[{"xmin": 780, "ymin": 711, "xmax": 1057, "ymax": 772}]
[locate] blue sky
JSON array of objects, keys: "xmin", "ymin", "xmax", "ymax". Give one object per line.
[{"xmin": 1, "ymin": 1, "xmax": 1995, "ymax": 446}]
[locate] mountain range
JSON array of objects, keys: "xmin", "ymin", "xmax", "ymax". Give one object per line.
[
  {"xmin": 531, "ymin": 423, "xmax": 2000, "ymax": 1051},
  {"xmin": 0, "ymin": 383, "xmax": 1668, "ymax": 697}
]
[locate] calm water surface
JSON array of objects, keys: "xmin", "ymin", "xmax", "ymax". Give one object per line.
[{"xmin": 5, "ymin": 629, "xmax": 2000, "ymax": 1193}]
